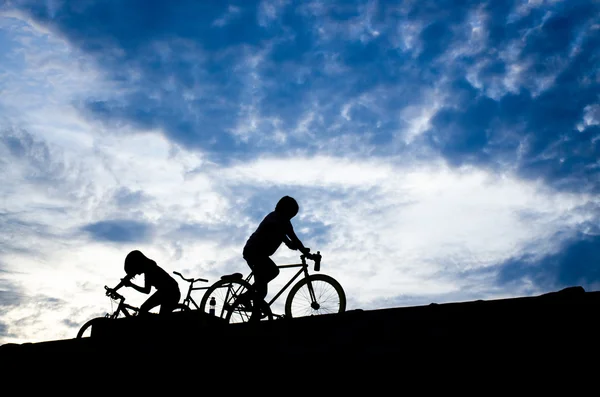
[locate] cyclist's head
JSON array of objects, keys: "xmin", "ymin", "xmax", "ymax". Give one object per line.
[
  {"xmin": 124, "ymin": 250, "xmax": 148, "ymax": 276},
  {"xmin": 275, "ymin": 196, "xmax": 299, "ymax": 219}
]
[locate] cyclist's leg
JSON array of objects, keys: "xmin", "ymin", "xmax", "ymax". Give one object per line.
[
  {"xmin": 139, "ymin": 290, "xmax": 163, "ymax": 314},
  {"xmin": 140, "ymin": 287, "xmax": 181, "ymax": 314},
  {"xmin": 244, "ymin": 255, "xmax": 278, "ymax": 321},
  {"xmin": 159, "ymin": 288, "xmax": 181, "ymax": 314},
  {"xmin": 245, "ymin": 255, "xmax": 279, "ymax": 301}
]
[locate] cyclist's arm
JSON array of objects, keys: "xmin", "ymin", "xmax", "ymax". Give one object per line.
[
  {"xmin": 286, "ymin": 225, "xmax": 309, "ymax": 254},
  {"xmin": 125, "ymin": 274, "xmax": 151, "ymax": 294},
  {"xmin": 282, "ymin": 235, "xmax": 295, "ymax": 249},
  {"xmin": 111, "ymin": 274, "xmax": 134, "ymax": 292},
  {"xmin": 129, "ymin": 279, "xmax": 151, "ymax": 294}
]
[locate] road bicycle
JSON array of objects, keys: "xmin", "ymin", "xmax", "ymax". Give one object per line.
[
  {"xmin": 197, "ymin": 251, "xmax": 346, "ymax": 323},
  {"xmin": 76, "ymin": 285, "xmax": 189, "ymax": 338}
]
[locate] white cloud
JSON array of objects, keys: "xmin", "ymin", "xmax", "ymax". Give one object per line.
[
  {"xmin": 3, "ymin": 123, "xmax": 597, "ymax": 343},
  {"xmin": 212, "ymin": 157, "xmax": 597, "ymax": 307},
  {"xmin": 400, "ymin": 91, "xmax": 443, "ymax": 143},
  {"xmin": 212, "ymin": 5, "xmax": 242, "ymax": 27},
  {"xmin": 258, "ymin": 0, "xmax": 289, "ymax": 27},
  {"xmin": 582, "ymin": 104, "xmax": 600, "ymax": 128},
  {"xmin": 220, "ymin": 155, "xmax": 393, "ymax": 187}
]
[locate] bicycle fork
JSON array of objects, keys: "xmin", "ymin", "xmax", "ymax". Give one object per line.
[{"xmin": 305, "ymin": 279, "xmax": 321, "ymax": 310}]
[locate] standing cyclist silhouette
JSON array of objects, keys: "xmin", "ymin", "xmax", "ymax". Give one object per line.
[
  {"xmin": 109, "ymin": 250, "xmax": 181, "ymax": 315},
  {"xmin": 240, "ymin": 196, "xmax": 310, "ymax": 321}
]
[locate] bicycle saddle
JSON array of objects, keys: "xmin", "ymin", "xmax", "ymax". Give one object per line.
[{"xmin": 221, "ymin": 272, "xmax": 243, "ymax": 280}]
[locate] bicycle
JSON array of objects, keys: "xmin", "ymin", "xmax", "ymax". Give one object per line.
[
  {"xmin": 197, "ymin": 251, "xmax": 346, "ymax": 323},
  {"xmin": 172, "ymin": 271, "xmax": 210, "ymax": 310},
  {"xmin": 76, "ymin": 285, "xmax": 189, "ymax": 338}
]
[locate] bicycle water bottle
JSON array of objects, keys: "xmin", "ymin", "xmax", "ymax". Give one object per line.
[
  {"xmin": 209, "ymin": 297, "xmax": 216, "ymax": 316},
  {"xmin": 314, "ymin": 251, "xmax": 321, "ymax": 272}
]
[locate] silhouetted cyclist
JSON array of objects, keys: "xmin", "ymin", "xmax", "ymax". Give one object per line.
[
  {"xmin": 108, "ymin": 250, "xmax": 181, "ymax": 315},
  {"xmin": 240, "ymin": 196, "xmax": 310, "ymax": 321}
]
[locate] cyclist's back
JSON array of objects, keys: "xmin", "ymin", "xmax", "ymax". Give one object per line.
[
  {"xmin": 244, "ymin": 210, "xmax": 293, "ymax": 257},
  {"xmin": 143, "ymin": 260, "xmax": 179, "ymax": 291}
]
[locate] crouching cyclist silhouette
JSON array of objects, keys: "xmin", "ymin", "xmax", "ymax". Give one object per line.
[
  {"xmin": 108, "ymin": 250, "xmax": 181, "ymax": 315},
  {"xmin": 239, "ymin": 196, "xmax": 310, "ymax": 321}
]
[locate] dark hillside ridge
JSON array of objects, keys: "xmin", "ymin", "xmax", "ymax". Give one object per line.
[{"xmin": 2, "ymin": 285, "xmax": 599, "ymax": 379}]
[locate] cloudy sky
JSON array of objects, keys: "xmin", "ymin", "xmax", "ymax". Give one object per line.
[{"xmin": 1, "ymin": 0, "xmax": 599, "ymax": 345}]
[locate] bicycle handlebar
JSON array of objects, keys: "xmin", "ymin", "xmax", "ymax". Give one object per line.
[
  {"xmin": 105, "ymin": 286, "xmax": 124, "ymax": 301},
  {"xmin": 302, "ymin": 251, "xmax": 322, "ymax": 272},
  {"xmin": 173, "ymin": 271, "xmax": 208, "ymax": 284}
]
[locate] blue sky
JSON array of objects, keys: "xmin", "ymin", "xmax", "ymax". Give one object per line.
[{"xmin": 1, "ymin": 0, "xmax": 599, "ymax": 344}]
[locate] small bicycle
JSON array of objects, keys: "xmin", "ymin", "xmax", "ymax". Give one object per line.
[
  {"xmin": 76, "ymin": 285, "xmax": 189, "ymax": 338},
  {"xmin": 197, "ymin": 251, "xmax": 346, "ymax": 323}
]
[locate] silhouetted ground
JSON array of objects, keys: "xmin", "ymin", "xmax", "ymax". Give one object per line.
[{"xmin": 2, "ymin": 286, "xmax": 598, "ymax": 388}]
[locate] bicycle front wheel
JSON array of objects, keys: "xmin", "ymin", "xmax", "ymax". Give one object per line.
[
  {"xmin": 76, "ymin": 317, "xmax": 108, "ymax": 339},
  {"xmin": 172, "ymin": 304, "xmax": 190, "ymax": 312},
  {"xmin": 285, "ymin": 274, "xmax": 346, "ymax": 318},
  {"xmin": 199, "ymin": 278, "xmax": 253, "ymax": 321}
]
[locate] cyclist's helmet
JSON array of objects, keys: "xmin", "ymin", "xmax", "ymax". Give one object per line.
[
  {"xmin": 124, "ymin": 250, "xmax": 146, "ymax": 275},
  {"xmin": 275, "ymin": 196, "xmax": 299, "ymax": 219}
]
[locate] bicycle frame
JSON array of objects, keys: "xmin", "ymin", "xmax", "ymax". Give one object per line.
[
  {"xmin": 244, "ymin": 254, "xmax": 317, "ymax": 310},
  {"xmin": 174, "ymin": 271, "xmax": 209, "ymax": 310},
  {"xmin": 269, "ymin": 263, "xmax": 311, "ymax": 307},
  {"xmin": 109, "ymin": 300, "xmax": 139, "ymax": 318},
  {"xmin": 104, "ymin": 286, "xmax": 139, "ymax": 318}
]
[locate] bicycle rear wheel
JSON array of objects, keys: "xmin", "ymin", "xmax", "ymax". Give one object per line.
[
  {"xmin": 199, "ymin": 278, "xmax": 253, "ymax": 321},
  {"xmin": 285, "ymin": 274, "xmax": 346, "ymax": 318}
]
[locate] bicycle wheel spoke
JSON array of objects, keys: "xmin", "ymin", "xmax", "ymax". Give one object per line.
[
  {"xmin": 228, "ymin": 305, "xmax": 252, "ymax": 323},
  {"xmin": 315, "ymin": 283, "xmax": 340, "ymax": 311},
  {"xmin": 200, "ymin": 278, "xmax": 254, "ymax": 323},
  {"xmin": 313, "ymin": 281, "xmax": 339, "ymax": 313}
]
